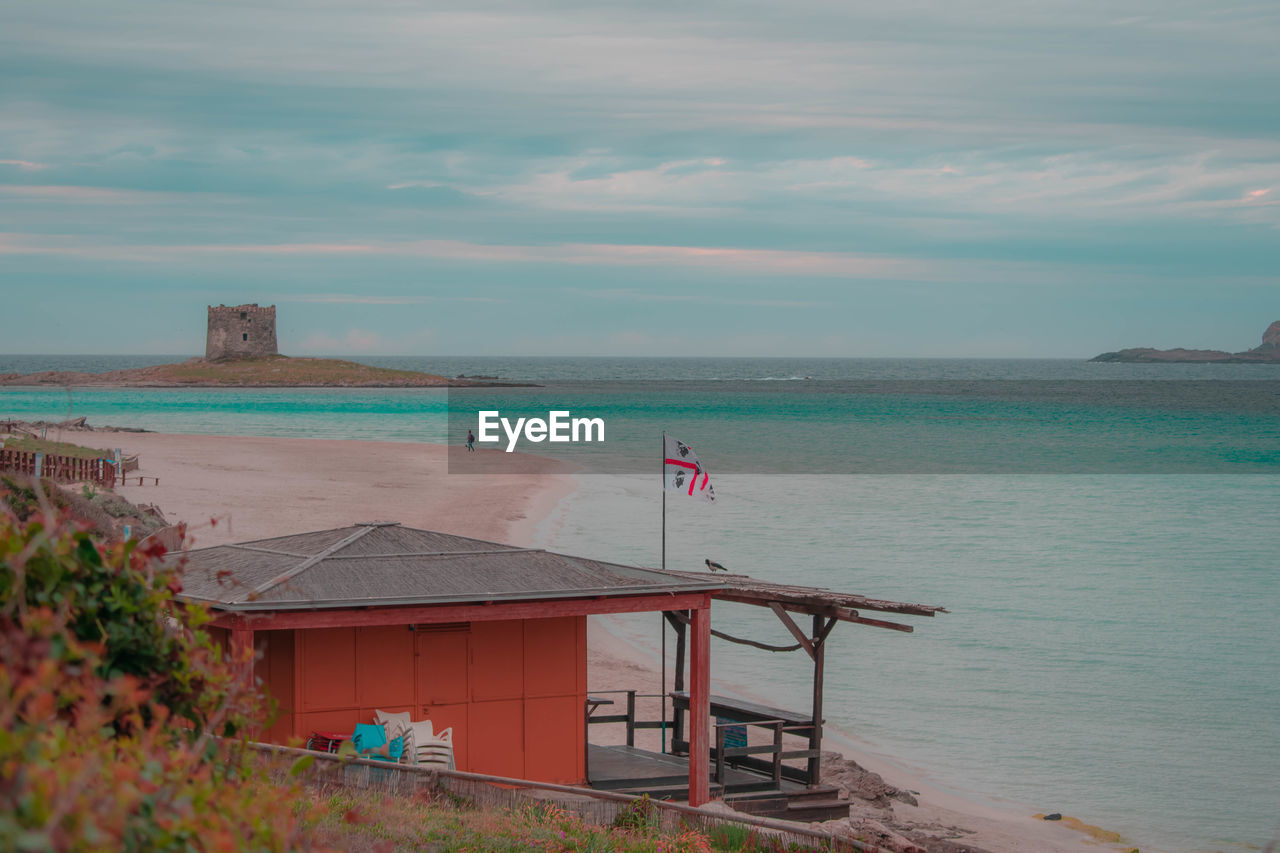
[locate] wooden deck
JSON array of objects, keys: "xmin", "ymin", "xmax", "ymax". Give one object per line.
[
  {"xmin": 588, "ymin": 744, "xmax": 774, "ymax": 798},
  {"xmin": 587, "ymin": 744, "xmax": 848, "ymax": 821}
]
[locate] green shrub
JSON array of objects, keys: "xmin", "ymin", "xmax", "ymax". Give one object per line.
[
  {"xmin": 0, "ymin": 509, "xmax": 322, "ymax": 851},
  {"xmin": 1, "ymin": 509, "xmax": 241, "ymax": 731},
  {"xmin": 705, "ymin": 822, "xmax": 756, "ymax": 850},
  {"xmin": 611, "ymin": 794, "xmax": 658, "ymax": 834}
]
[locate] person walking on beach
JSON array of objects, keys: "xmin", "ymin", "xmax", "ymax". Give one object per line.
[{"xmin": 466, "ymin": 429, "xmax": 475, "ymax": 452}]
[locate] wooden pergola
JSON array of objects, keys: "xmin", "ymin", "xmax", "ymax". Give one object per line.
[{"xmin": 656, "ymin": 571, "xmax": 946, "ymax": 793}]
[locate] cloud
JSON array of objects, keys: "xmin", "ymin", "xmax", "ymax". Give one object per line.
[
  {"xmin": 0, "ymin": 184, "xmax": 158, "ymax": 203},
  {"xmin": 296, "ymin": 329, "xmax": 386, "ymax": 354},
  {"xmin": 486, "ymin": 156, "xmax": 739, "ymax": 213},
  {"xmin": 496, "ymin": 328, "xmax": 869, "ymax": 358},
  {"xmin": 2, "ymin": 0, "xmax": 1278, "ymax": 355},
  {"xmin": 180, "ymin": 243, "xmax": 373, "ymax": 255},
  {"xmin": 291, "ymin": 326, "xmax": 437, "ymax": 355},
  {"xmin": 10, "ymin": 231, "xmax": 1267, "ymax": 287},
  {"xmin": 280, "ymin": 293, "xmax": 505, "ymax": 304},
  {"xmin": 564, "ymin": 288, "xmax": 828, "ymax": 308},
  {"xmin": 0, "ymin": 233, "xmax": 929, "ymax": 278},
  {"xmin": 283, "ymin": 294, "xmax": 423, "ymax": 305}
]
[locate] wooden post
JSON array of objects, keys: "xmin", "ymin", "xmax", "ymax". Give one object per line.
[
  {"xmin": 230, "ymin": 626, "xmax": 255, "ymax": 691},
  {"xmin": 772, "ymin": 723, "xmax": 784, "ymax": 786},
  {"xmin": 671, "ymin": 611, "xmax": 687, "ymax": 750},
  {"xmin": 583, "ymin": 700, "xmax": 592, "ymax": 781},
  {"xmin": 688, "ymin": 604, "xmax": 711, "ymax": 806},
  {"xmin": 808, "ymin": 614, "xmax": 825, "ymax": 786},
  {"xmin": 714, "ymin": 724, "xmax": 725, "ymax": 783}
]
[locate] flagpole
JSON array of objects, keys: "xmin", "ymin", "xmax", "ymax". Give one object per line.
[{"xmin": 660, "ymin": 430, "xmax": 667, "ymax": 752}]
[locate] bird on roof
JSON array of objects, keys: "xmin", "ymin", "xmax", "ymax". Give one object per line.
[{"xmin": 705, "ymin": 558, "xmax": 728, "ymax": 573}]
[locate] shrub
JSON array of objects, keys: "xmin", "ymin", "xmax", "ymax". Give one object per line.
[
  {"xmin": 611, "ymin": 794, "xmax": 658, "ymax": 833},
  {"xmin": 0, "ymin": 508, "xmax": 322, "ymax": 850}
]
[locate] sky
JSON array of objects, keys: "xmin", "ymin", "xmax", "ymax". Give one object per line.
[{"xmin": 1, "ymin": 0, "xmax": 1277, "ymax": 358}]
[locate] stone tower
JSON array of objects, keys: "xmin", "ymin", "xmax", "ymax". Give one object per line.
[{"xmin": 205, "ymin": 304, "xmax": 279, "ymax": 360}]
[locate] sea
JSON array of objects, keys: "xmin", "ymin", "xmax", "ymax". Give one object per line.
[{"xmin": 2, "ymin": 354, "xmax": 1278, "ymax": 852}]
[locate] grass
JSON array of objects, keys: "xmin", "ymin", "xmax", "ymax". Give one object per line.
[
  {"xmin": 0, "ymin": 435, "xmax": 115, "ymax": 460},
  {"xmin": 306, "ymin": 789, "xmax": 833, "ymax": 853},
  {"xmin": 150, "ymin": 356, "xmax": 448, "ymax": 386}
]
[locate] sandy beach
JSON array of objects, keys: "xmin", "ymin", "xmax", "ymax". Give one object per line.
[
  {"xmin": 112, "ymin": 431, "xmax": 1147, "ymax": 853},
  {"xmin": 110, "ymin": 432, "xmax": 575, "ymax": 549}
]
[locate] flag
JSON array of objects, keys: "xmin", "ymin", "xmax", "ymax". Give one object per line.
[{"xmin": 663, "ymin": 434, "xmax": 715, "ymax": 502}]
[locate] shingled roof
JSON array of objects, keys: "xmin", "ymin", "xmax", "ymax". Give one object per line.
[{"xmin": 176, "ymin": 522, "xmax": 719, "ymax": 612}]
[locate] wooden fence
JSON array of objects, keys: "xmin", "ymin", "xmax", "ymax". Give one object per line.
[{"xmin": 0, "ymin": 449, "xmax": 118, "ymax": 490}]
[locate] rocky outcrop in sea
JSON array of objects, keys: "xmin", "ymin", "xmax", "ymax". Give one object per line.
[{"xmin": 1092, "ymin": 320, "xmax": 1280, "ymax": 363}]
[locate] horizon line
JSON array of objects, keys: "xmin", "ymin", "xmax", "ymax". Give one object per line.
[{"xmin": 0, "ymin": 352, "xmax": 1103, "ymax": 361}]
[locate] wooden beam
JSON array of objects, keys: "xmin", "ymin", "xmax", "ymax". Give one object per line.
[
  {"xmin": 688, "ymin": 605, "xmax": 711, "ymax": 807},
  {"xmin": 835, "ymin": 608, "xmax": 914, "ymax": 633},
  {"xmin": 763, "ymin": 601, "xmax": 915, "ymax": 634},
  {"xmin": 816, "ymin": 615, "xmax": 838, "ymax": 647},
  {"xmin": 768, "ymin": 602, "xmax": 815, "ymax": 660},
  {"xmin": 712, "ymin": 589, "xmax": 941, "ymax": 617},
  {"xmin": 209, "ymin": 591, "xmax": 712, "ymax": 631}
]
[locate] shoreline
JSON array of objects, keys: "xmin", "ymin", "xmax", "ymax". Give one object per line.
[
  {"xmin": 100, "ymin": 432, "xmax": 1154, "ymax": 852},
  {"xmin": 0, "ymin": 354, "xmax": 538, "ymax": 388},
  {"xmin": 582, "ymin": 612, "xmax": 1155, "ymax": 853}
]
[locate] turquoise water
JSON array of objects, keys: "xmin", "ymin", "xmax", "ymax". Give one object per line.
[
  {"xmin": 3, "ymin": 356, "xmax": 1278, "ymax": 851},
  {"xmin": 0, "ymin": 386, "xmax": 453, "ymax": 442},
  {"xmin": 538, "ymin": 474, "xmax": 1279, "ymax": 853}
]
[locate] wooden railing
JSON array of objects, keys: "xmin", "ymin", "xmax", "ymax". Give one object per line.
[
  {"xmin": 586, "ymin": 688, "xmax": 820, "ymax": 789},
  {"xmin": 584, "ymin": 689, "xmax": 669, "ymax": 747},
  {"xmin": 669, "ymin": 691, "xmax": 820, "ymax": 785},
  {"xmin": 0, "ymin": 449, "xmax": 117, "ymax": 490},
  {"xmin": 712, "ymin": 718, "xmax": 816, "ymax": 786}
]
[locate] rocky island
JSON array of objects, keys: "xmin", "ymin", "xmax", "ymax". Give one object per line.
[
  {"xmin": 0, "ymin": 303, "xmax": 531, "ymax": 387},
  {"xmin": 1092, "ymin": 320, "xmax": 1280, "ymax": 363},
  {"xmin": 0, "ymin": 355, "xmax": 518, "ymax": 388}
]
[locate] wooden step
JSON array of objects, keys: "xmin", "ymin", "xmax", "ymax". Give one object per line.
[
  {"xmin": 785, "ymin": 785, "xmax": 844, "ymax": 803},
  {"xmin": 721, "ymin": 777, "xmax": 786, "ymax": 795},
  {"xmin": 724, "ymin": 794, "xmax": 788, "ymax": 816},
  {"xmin": 610, "ymin": 783, "xmax": 726, "ymax": 801},
  {"xmin": 590, "ymin": 774, "xmax": 688, "ymax": 791},
  {"xmin": 784, "ymin": 797, "xmax": 850, "ymax": 823}
]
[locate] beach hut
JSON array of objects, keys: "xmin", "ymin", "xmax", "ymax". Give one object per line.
[{"xmin": 179, "ymin": 522, "xmax": 942, "ymax": 812}]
